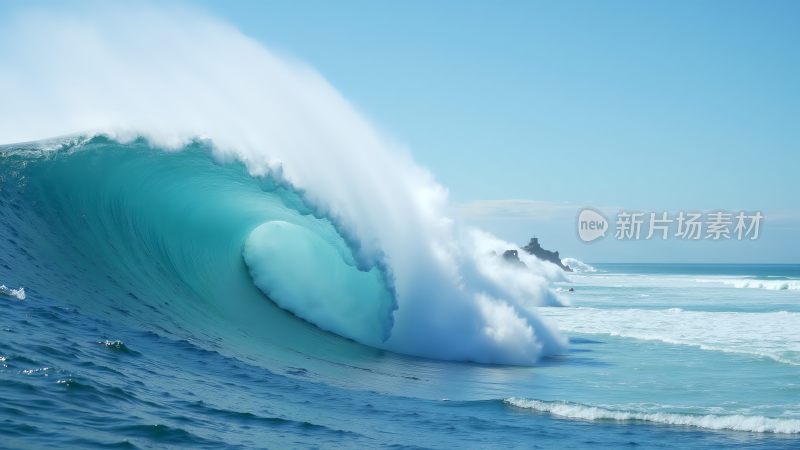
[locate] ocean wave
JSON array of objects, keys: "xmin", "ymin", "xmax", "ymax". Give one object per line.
[
  {"xmin": 0, "ymin": 4, "xmax": 568, "ymax": 365},
  {"xmin": 539, "ymin": 307, "xmax": 800, "ymax": 365},
  {"xmin": 565, "ymin": 272, "xmax": 800, "ymax": 291},
  {"xmin": 505, "ymin": 398, "xmax": 800, "ymax": 434},
  {"xmin": 562, "ymin": 258, "xmax": 596, "ymax": 273},
  {"xmin": 0, "ymin": 134, "xmax": 566, "ymax": 366},
  {"xmin": 716, "ymin": 279, "xmax": 800, "ymax": 290}
]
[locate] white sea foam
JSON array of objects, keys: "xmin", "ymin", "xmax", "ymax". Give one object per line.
[
  {"xmin": 0, "ymin": 284, "xmax": 25, "ymax": 300},
  {"xmin": 561, "ymin": 258, "xmax": 596, "ymax": 273},
  {"xmin": 505, "ymin": 398, "xmax": 800, "ymax": 434},
  {"xmin": 696, "ymin": 278, "xmax": 800, "ymax": 291},
  {"xmin": 567, "ymin": 271, "xmax": 800, "ymax": 292},
  {"xmin": 540, "ymin": 306, "xmax": 800, "ymax": 364},
  {"xmin": 0, "ymin": 4, "xmax": 565, "ymax": 364}
]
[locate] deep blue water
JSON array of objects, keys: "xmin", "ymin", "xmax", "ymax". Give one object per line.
[
  {"xmin": 4, "ymin": 284, "xmax": 797, "ymax": 449},
  {"xmin": 2, "ymin": 138, "xmax": 799, "ymax": 449}
]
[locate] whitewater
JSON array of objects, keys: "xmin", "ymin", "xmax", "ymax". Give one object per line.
[{"xmin": 1, "ymin": 4, "xmax": 799, "ymax": 449}]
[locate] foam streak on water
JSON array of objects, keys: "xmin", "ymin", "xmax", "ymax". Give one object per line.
[
  {"xmin": 506, "ymin": 398, "xmax": 800, "ymax": 434},
  {"xmin": 540, "ymin": 306, "xmax": 800, "ymax": 364}
]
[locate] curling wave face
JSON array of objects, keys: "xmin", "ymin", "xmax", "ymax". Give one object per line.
[{"xmin": 0, "ymin": 137, "xmax": 566, "ymax": 365}]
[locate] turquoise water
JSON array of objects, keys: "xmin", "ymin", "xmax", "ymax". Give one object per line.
[{"xmin": 1, "ymin": 138, "xmax": 799, "ymax": 448}]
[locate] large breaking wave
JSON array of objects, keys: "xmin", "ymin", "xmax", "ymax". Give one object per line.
[{"xmin": 0, "ymin": 5, "xmax": 567, "ymax": 365}]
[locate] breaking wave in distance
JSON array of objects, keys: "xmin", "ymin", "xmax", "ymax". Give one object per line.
[
  {"xmin": 539, "ymin": 306, "xmax": 800, "ymax": 365},
  {"xmin": 696, "ymin": 278, "xmax": 800, "ymax": 291},
  {"xmin": 562, "ymin": 258, "xmax": 597, "ymax": 273},
  {"xmin": 505, "ymin": 398, "xmax": 800, "ymax": 434}
]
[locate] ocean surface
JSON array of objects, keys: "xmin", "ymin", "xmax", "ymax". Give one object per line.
[{"xmin": 2, "ymin": 138, "xmax": 800, "ymax": 449}]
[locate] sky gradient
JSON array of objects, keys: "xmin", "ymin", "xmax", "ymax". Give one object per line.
[
  {"xmin": 195, "ymin": 0, "xmax": 800, "ymax": 263},
  {"xmin": 4, "ymin": 0, "xmax": 799, "ymax": 262}
]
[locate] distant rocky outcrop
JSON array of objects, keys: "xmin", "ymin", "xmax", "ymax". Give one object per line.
[
  {"xmin": 501, "ymin": 249, "xmax": 526, "ymax": 267},
  {"xmin": 521, "ymin": 237, "xmax": 573, "ymax": 272}
]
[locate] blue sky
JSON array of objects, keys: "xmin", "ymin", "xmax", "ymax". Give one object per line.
[
  {"xmin": 202, "ymin": 0, "xmax": 800, "ymax": 263},
  {"xmin": 5, "ymin": 1, "xmax": 799, "ymax": 262}
]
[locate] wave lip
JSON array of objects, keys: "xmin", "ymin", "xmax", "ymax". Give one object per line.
[
  {"xmin": 505, "ymin": 398, "xmax": 800, "ymax": 434},
  {"xmin": 243, "ymin": 220, "xmax": 396, "ymax": 346}
]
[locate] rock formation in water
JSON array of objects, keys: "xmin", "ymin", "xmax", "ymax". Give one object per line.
[{"xmin": 521, "ymin": 237, "xmax": 573, "ymax": 272}]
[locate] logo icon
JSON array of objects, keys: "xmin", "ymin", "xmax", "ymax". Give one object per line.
[{"xmin": 577, "ymin": 208, "xmax": 608, "ymax": 242}]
